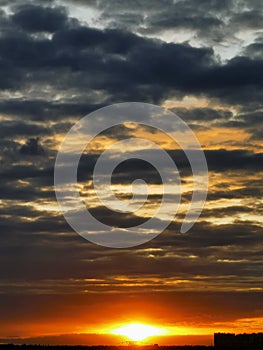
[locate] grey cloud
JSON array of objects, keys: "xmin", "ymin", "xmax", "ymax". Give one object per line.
[
  {"xmin": 246, "ymin": 42, "xmax": 263, "ymax": 60},
  {"xmin": 0, "ymin": 212, "xmax": 262, "ymax": 282},
  {"xmin": 20, "ymin": 138, "xmax": 45, "ymax": 156},
  {"xmin": 231, "ymin": 10, "xmax": 263, "ymax": 30},
  {"xmin": 12, "ymin": 4, "xmax": 68, "ymax": 32},
  {"xmin": 173, "ymin": 107, "xmax": 233, "ymax": 122},
  {"xmin": 1, "ymin": 164, "xmax": 54, "ymax": 182},
  {"xmin": 0, "ymin": 120, "xmax": 51, "ymax": 138},
  {"xmin": 0, "ymin": 0, "xmax": 262, "ymax": 297},
  {"xmin": 0, "ymin": 99, "xmax": 103, "ymax": 121},
  {"xmin": 93, "ymin": 0, "xmax": 259, "ymax": 45},
  {"xmin": 204, "ymin": 149, "xmax": 263, "ymax": 171},
  {"xmin": 245, "ymin": 36, "xmax": 263, "ymax": 59},
  {"xmin": 221, "ymin": 110, "xmax": 263, "ymax": 140},
  {"xmin": 0, "ymin": 5, "xmax": 262, "ymax": 109},
  {"xmin": 207, "ymin": 184, "xmax": 263, "ymax": 201}
]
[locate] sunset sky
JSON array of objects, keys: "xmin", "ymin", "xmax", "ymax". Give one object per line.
[{"xmin": 0, "ymin": 0, "xmax": 263, "ymax": 345}]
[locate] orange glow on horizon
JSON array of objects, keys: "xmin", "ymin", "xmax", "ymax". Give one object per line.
[{"xmin": 110, "ymin": 323, "xmax": 168, "ymax": 341}]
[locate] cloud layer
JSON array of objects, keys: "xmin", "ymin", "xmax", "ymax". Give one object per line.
[{"xmin": 0, "ymin": 0, "xmax": 262, "ymax": 338}]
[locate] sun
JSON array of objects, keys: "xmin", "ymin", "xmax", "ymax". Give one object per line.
[{"xmin": 110, "ymin": 323, "xmax": 167, "ymax": 342}]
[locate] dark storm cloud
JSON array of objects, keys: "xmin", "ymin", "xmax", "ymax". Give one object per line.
[
  {"xmin": 12, "ymin": 4, "xmax": 68, "ymax": 32},
  {"xmin": 112, "ymin": 159, "xmax": 163, "ymax": 184},
  {"xmin": 0, "ymin": 3, "xmax": 262, "ymax": 110},
  {"xmin": 92, "ymin": 0, "xmax": 263, "ymax": 47},
  {"xmin": 173, "ymin": 107, "xmax": 233, "ymax": 122},
  {"xmin": 94, "ymin": 0, "xmax": 231, "ymax": 33},
  {"xmin": 229, "ymin": 116, "xmax": 263, "ymax": 136},
  {"xmin": 0, "ymin": 164, "xmax": 54, "ymax": 182},
  {"xmin": 0, "ymin": 183, "xmax": 54, "ymax": 201},
  {"xmin": 79, "ymin": 149, "xmax": 263, "ymax": 188},
  {"xmin": 0, "ymin": 207, "xmax": 262, "ymax": 283},
  {"xmin": 204, "ymin": 149, "xmax": 263, "ymax": 171},
  {"xmin": 2, "ymin": 147, "xmax": 262, "ymax": 202},
  {"xmin": 0, "ymin": 120, "xmax": 50, "ymax": 137},
  {"xmin": 0, "ymin": 0, "xmax": 54, "ymax": 6},
  {"xmin": 0, "ymin": 207, "xmax": 71, "ymax": 240},
  {"xmin": 231, "ymin": 10, "xmax": 263, "ymax": 30},
  {"xmin": 0, "ymin": 0, "xmax": 262, "ymax": 299},
  {"xmin": 1, "ymin": 142, "xmax": 262, "ymax": 284},
  {"xmin": 157, "ymin": 221, "xmax": 263, "ymax": 268},
  {"xmin": 1, "ymin": 151, "xmax": 262, "ymax": 284},
  {"xmin": 207, "ymin": 183, "xmax": 263, "ymax": 201},
  {"xmin": 165, "ymin": 149, "xmax": 263, "ymax": 172},
  {"xmin": 200, "ymin": 205, "xmax": 256, "ymax": 219},
  {"xmin": 220, "ymin": 109, "xmax": 263, "ymax": 140},
  {"xmin": 139, "ymin": 9, "xmax": 225, "ymax": 42},
  {"xmin": 237, "ymin": 111, "xmax": 263, "ymax": 128},
  {"xmin": 79, "ymin": 152, "xmax": 170, "ymax": 212},
  {"xmin": 201, "ymin": 56, "xmax": 263, "ymax": 100},
  {"xmin": 20, "ymin": 138, "xmax": 45, "ymax": 156},
  {"xmin": 0, "ymin": 99, "xmax": 103, "ymax": 121},
  {"xmin": 52, "ymin": 25, "xmax": 146, "ymax": 52},
  {"xmin": 88, "ymin": 205, "xmax": 149, "ymax": 228},
  {"xmin": 245, "ymin": 36, "xmax": 263, "ymax": 59}
]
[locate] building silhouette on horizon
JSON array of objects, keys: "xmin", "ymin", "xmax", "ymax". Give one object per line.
[{"xmin": 214, "ymin": 332, "xmax": 263, "ymax": 349}]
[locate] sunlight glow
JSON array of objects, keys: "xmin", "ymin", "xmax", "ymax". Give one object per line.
[{"xmin": 110, "ymin": 323, "xmax": 167, "ymax": 341}]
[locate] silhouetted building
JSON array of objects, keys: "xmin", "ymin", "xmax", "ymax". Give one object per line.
[{"xmin": 214, "ymin": 332, "xmax": 263, "ymax": 349}]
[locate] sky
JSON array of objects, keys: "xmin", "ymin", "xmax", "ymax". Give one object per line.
[{"xmin": 0, "ymin": 0, "xmax": 263, "ymax": 345}]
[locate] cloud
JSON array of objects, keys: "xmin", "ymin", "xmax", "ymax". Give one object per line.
[
  {"xmin": 0, "ymin": 0, "xmax": 262, "ymax": 311},
  {"xmin": 0, "ymin": 120, "xmax": 50, "ymax": 137},
  {"xmin": 245, "ymin": 36, "xmax": 263, "ymax": 59},
  {"xmin": 220, "ymin": 109, "xmax": 263, "ymax": 141},
  {"xmin": 173, "ymin": 107, "xmax": 233, "ymax": 122},
  {"xmin": 204, "ymin": 149, "xmax": 263, "ymax": 171},
  {"xmin": 0, "ymin": 4, "xmax": 262, "ymax": 109},
  {"xmin": 12, "ymin": 4, "xmax": 68, "ymax": 33},
  {"xmin": 94, "ymin": 0, "xmax": 231, "ymax": 34},
  {"xmin": 90, "ymin": 0, "xmax": 263, "ymax": 54},
  {"xmin": 0, "ymin": 99, "xmax": 103, "ymax": 121},
  {"xmin": 20, "ymin": 138, "xmax": 45, "ymax": 156},
  {"xmin": 231, "ymin": 10, "xmax": 263, "ymax": 30}
]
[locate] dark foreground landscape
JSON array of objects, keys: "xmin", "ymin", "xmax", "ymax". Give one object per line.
[
  {"xmin": 0, "ymin": 346, "xmax": 213, "ymax": 350},
  {"xmin": 2, "ymin": 333, "xmax": 263, "ymax": 350},
  {"xmin": 1, "ymin": 344, "xmax": 263, "ymax": 350}
]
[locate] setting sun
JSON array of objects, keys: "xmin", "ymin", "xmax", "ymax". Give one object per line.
[{"xmin": 110, "ymin": 323, "xmax": 167, "ymax": 341}]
